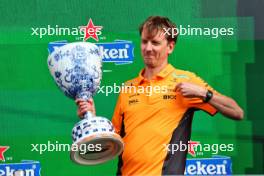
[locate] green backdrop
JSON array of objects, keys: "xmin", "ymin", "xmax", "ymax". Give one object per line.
[{"xmin": 0, "ymin": 0, "xmax": 263, "ymax": 175}]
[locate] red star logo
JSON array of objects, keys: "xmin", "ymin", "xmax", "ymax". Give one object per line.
[
  {"xmin": 0, "ymin": 146, "xmax": 9, "ymax": 161},
  {"xmin": 188, "ymin": 140, "xmax": 200, "ymax": 156},
  {"xmin": 79, "ymin": 19, "xmax": 103, "ymax": 41}
]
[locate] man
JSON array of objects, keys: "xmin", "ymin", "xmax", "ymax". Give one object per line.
[{"xmin": 76, "ymin": 16, "xmax": 243, "ymax": 175}]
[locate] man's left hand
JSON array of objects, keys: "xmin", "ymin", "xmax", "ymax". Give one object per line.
[{"xmin": 175, "ymin": 82, "xmax": 207, "ymax": 98}]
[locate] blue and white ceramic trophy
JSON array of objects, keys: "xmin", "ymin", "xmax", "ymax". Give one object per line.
[{"xmin": 47, "ymin": 42, "xmax": 124, "ymax": 165}]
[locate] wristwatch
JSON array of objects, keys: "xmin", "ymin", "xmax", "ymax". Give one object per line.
[{"xmin": 203, "ymin": 90, "xmax": 213, "ymax": 103}]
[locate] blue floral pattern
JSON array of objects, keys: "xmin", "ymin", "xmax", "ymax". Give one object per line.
[
  {"xmin": 47, "ymin": 42, "xmax": 102, "ymax": 100},
  {"xmin": 48, "ymin": 42, "xmax": 123, "ymax": 157}
]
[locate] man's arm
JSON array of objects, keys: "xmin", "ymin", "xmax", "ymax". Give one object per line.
[{"xmin": 176, "ymin": 82, "xmax": 244, "ymax": 120}]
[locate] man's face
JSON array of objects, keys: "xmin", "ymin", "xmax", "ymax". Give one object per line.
[{"xmin": 141, "ymin": 27, "xmax": 174, "ymax": 68}]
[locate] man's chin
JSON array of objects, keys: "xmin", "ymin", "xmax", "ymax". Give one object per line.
[{"xmin": 144, "ymin": 61, "xmax": 156, "ymax": 68}]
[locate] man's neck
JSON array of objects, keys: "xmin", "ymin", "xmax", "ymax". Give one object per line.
[{"xmin": 143, "ymin": 62, "xmax": 168, "ymax": 80}]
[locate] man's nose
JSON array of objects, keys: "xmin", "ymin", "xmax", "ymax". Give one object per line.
[{"xmin": 145, "ymin": 42, "xmax": 153, "ymax": 51}]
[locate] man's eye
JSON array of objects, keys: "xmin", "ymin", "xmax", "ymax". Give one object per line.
[{"xmin": 152, "ymin": 41, "xmax": 160, "ymax": 45}]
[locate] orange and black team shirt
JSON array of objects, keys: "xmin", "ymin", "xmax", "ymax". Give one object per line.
[{"xmin": 112, "ymin": 64, "xmax": 218, "ymax": 176}]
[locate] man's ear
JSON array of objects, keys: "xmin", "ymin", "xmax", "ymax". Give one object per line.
[{"xmin": 167, "ymin": 41, "xmax": 175, "ymax": 54}]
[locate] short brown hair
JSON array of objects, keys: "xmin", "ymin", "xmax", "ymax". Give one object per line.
[{"xmin": 139, "ymin": 16, "xmax": 178, "ymax": 43}]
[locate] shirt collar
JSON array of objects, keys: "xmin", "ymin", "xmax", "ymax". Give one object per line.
[{"xmin": 133, "ymin": 64, "xmax": 175, "ymax": 85}]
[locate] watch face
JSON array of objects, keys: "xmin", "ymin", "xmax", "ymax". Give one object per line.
[{"xmin": 204, "ymin": 90, "xmax": 213, "ymax": 102}]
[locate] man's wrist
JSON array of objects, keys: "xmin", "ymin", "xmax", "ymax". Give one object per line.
[{"xmin": 200, "ymin": 88, "xmax": 208, "ymax": 99}]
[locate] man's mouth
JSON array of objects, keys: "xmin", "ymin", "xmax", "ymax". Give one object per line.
[
  {"xmin": 144, "ymin": 55, "xmax": 154, "ymax": 59},
  {"xmin": 144, "ymin": 57, "xmax": 153, "ymax": 60}
]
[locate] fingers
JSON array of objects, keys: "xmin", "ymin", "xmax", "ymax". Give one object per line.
[
  {"xmin": 175, "ymin": 82, "xmax": 183, "ymax": 92},
  {"xmin": 79, "ymin": 101, "xmax": 90, "ymax": 107},
  {"xmin": 77, "ymin": 105, "xmax": 93, "ymax": 118},
  {"xmin": 87, "ymin": 98, "xmax": 94, "ymax": 103},
  {"xmin": 75, "ymin": 98, "xmax": 96, "ymax": 118},
  {"xmin": 175, "ymin": 82, "xmax": 205, "ymax": 98},
  {"xmin": 75, "ymin": 98, "xmax": 94, "ymax": 105},
  {"xmin": 79, "ymin": 107, "xmax": 90, "ymax": 115},
  {"xmin": 75, "ymin": 99, "xmax": 83, "ymax": 106},
  {"xmin": 79, "ymin": 102, "xmax": 93, "ymax": 111},
  {"xmin": 175, "ymin": 82, "xmax": 191, "ymax": 96}
]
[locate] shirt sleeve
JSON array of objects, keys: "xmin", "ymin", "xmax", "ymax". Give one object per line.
[
  {"xmin": 184, "ymin": 73, "xmax": 219, "ymax": 116},
  {"xmin": 111, "ymin": 93, "xmax": 124, "ymax": 135}
]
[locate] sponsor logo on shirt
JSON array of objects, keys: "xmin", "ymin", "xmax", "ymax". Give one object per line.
[
  {"xmin": 128, "ymin": 99, "xmax": 139, "ymax": 105},
  {"xmin": 163, "ymin": 94, "xmax": 177, "ymax": 100}
]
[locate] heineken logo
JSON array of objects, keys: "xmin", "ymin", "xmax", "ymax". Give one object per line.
[
  {"xmin": 0, "ymin": 161, "xmax": 41, "ymax": 176},
  {"xmin": 185, "ymin": 156, "xmax": 232, "ymax": 175},
  {"xmin": 48, "ymin": 40, "xmax": 134, "ymax": 65}
]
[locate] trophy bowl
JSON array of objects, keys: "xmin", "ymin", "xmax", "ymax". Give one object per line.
[{"xmin": 47, "ymin": 42, "xmax": 124, "ymax": 165}]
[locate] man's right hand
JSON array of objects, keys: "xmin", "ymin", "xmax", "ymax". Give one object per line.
[{"xmin": 75, "ymin": 98, "xmax": 96, "ymax": 118}]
